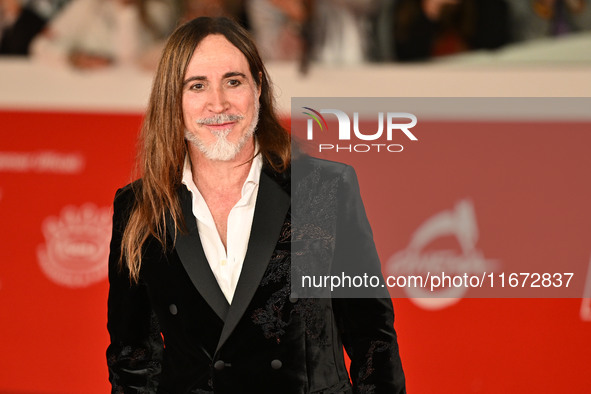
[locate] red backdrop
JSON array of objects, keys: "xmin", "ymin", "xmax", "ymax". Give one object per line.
[{"xmin": 0, "ymin": 110, "xmax": 589, "ymax": 393}]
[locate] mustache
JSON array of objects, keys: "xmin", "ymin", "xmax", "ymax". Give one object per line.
[{"xmin": 195, "ymin": 114, "xmax": 244, "ymax": 125}]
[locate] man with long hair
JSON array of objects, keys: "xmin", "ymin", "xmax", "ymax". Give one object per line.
[{"xmin": 107, "ymin": 16, "xmax": 405, "ymax": 393}]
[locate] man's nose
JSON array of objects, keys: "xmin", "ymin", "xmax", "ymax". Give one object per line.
[{"xmin": 207, "ymin": 86, "xmax": 229, "ymax": 113}]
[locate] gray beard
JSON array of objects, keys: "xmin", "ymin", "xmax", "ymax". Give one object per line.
[{"xmin": 185, "ymin": 100, "xmax": 260, "ymax": 161}]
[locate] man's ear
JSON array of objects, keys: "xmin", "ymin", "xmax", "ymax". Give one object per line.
[{"xmin": 257, "ymin": 71, "xmax": 262, "ymax": 98}]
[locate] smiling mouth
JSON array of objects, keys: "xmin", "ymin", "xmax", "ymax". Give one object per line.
[
  {"xmin": 195, "ymin": 114, "xmax": 244, "ymax": 135},
  {"xmin": 196, "ymin": 114, "xmax": 244, "ymax": 125},
  {"xmin": 203, "ymin": 122, "xmax": 235, "ymax": 135},
  {"xmin": 205, "ymin": 121, "xmax": 234, "ymax": 128}
]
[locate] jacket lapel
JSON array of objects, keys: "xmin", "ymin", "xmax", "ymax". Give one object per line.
[
  {"xmin": 167, "ymin": 186, "xmax": 230, "ymax": 322},
  {"xmin": 215, "ymin": 170, "xmax": 290, "ymax": 353}
]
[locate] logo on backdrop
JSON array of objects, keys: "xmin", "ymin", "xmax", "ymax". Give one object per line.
[
  {"xmin": 0, "ymin": 151, "xmax": 85, "ymax": 174},
  {"xmin": 302, "ymin": 107, "xmax": 418, "ymax": 153},
  {"xmin": 37, "ymin": 204, "xmax": 111, "ymax": 288},
  {"xmin": 580, "ymin": 255, "xmax": 591, "ymax": 321},
  {"xmin": 385, "ymin": 199, "xmax": 498, "ymax": 310}
]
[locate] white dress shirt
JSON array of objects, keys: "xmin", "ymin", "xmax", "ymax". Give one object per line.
[{"xmin": 181, "ymin": 152, "xmax": 263, "ymax": 304}]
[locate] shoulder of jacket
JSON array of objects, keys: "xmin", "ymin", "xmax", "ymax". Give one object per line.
[
  {"xmin": 113, "ymin": 179, "xmax": 143, "ymax": 208},
  {"xmin": 294, "ymin": 155, "xmax": 353, "ymax": 178}
]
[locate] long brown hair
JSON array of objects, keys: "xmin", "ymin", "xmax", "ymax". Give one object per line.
[{"xmin": 121, "ymin": 17, "xmax": 290, "ymax": 282}]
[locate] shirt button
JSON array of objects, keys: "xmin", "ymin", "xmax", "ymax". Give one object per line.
[
  {"xmin": 169, "ymin": 304, "xmax": 178, "ymax": 315},
  {"xmin": 221, "ymin": 259, "xmax": 227, "ymax": 266},
  {"xmin": 214, "ymin": 360, "xmax": 226, "ymax": 371},
  {"xmin": 270, "ymin": 359, "xmax": 282, "ymax": 370}
]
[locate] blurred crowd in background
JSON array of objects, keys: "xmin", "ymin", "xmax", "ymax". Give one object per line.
[{"xmin": 1, "ymin": 0, "xmax": 590, "ymax": 71}]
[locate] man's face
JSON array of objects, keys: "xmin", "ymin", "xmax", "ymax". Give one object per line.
[{"xmin": 182, "ymin": 34, "xmax": 260, "ymax": 161}]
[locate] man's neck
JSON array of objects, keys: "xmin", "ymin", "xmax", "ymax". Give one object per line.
[{"xmin": 188, "ymin": 138, "xmax": 256, "ymax": 195}]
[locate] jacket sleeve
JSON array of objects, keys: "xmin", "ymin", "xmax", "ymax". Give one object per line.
[
  {"xmin": 331, "ymin": 165, "xmax": 406, "ymax": 394},
  {"xmin": 106, "ymin": 187, "xmax": 163, "ymax": 394}
]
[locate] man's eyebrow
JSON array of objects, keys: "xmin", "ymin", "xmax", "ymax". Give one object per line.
[
  {"xmin": 183, "ymin": 72, "xmax": 247, "ymax": 86},
  {"xmin": 183, "ymin": 75, "xmax": 207, "ymax": 86},
  {"xmin": 223, "ymin": 71, "xmax": 247, "ymax": 79}
]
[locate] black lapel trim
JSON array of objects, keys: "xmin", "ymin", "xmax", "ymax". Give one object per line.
[
  {"xmin": 167, "ymin": 187, "xmax": 230, "ymax": 322},
  {"xmin": 215, "ymin": 170, "xmax": 290, "ymax": 353}
]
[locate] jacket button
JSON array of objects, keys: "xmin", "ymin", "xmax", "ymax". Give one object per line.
[
  {"xmin": 169, "ymin": 304, "xmax": 178, "ymax": 315},
  {"xmin": 289, "ymin": 293, "xmax": 298, "ymax": 303},
  {"xmin": 270, "ymin": 359, "xmax": 282, "ymax": 370},
  {"xmin": 214, "ymin": 360, "xmax": 225, "ymax": 371}
]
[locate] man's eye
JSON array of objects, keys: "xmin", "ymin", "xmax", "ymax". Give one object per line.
[
  {"xmin": 191, "ymin": 83, "xmax": 204, "ymax": 90},
  {"xmin": 227, "ymin": 79, "xmax": 241, "ymax": 87}
]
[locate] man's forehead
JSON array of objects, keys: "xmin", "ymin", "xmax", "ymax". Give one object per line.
[{"xmin": 188, "ymin": 34, "xmax": 249, "ymax": 71}]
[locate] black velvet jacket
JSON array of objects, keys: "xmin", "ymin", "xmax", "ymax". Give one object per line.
[{"xmin": 106, "ymin": 156, "xmax": 406, "ymax": 393}]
